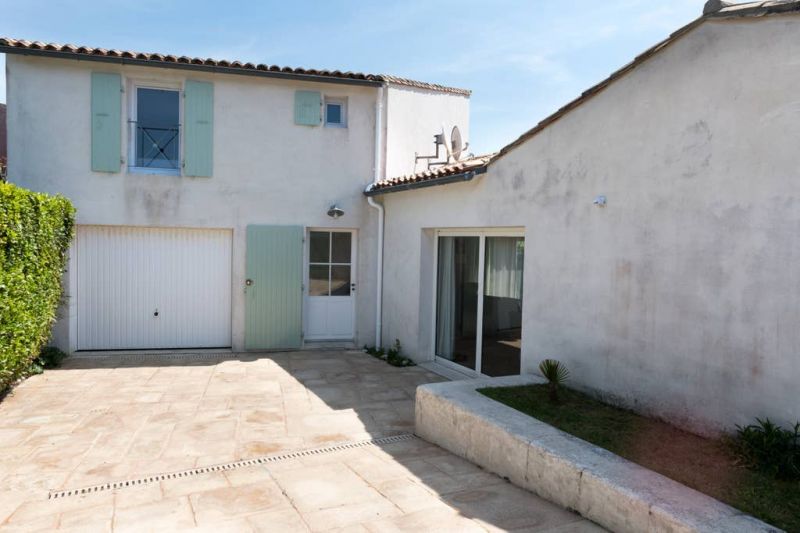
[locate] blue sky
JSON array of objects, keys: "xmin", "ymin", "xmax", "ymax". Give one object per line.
[{"xmin": 0, "ymin": 0, "xmax": 705, "ymax": 153}]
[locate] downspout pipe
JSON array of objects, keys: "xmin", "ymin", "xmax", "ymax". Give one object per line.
[
  {"xmin": 367, "ymin": 196, "xmax": 384, "ymax": 347},
  {"xmin": 367, "ymin": 85, "xmax": 385, "ymax": 347}
]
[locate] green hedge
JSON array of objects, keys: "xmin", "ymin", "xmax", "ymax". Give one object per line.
[{"xmin": 0, "ymin": 182, "xmax": 75, "ymax": 390}]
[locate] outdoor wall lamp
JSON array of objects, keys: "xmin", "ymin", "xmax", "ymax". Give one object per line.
[{"xmin": 327, "ymin": 205, "xmax": 345, "ymax": 219}]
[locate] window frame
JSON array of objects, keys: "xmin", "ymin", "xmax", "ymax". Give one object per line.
[
  {"xmin": 127, "ymin": 79, "xmax": 183, "ymax": 176},
  {"xmin": 324, "ymin": 97, "xmax": 347, "ymax": 128},
  {"xmin": 307, "ymin": 230, "xmax": 353, "ymax": 297}
]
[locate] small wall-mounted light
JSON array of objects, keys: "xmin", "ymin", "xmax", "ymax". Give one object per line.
[
  {"xmin": 327, "ymin": 205, "xmax": 345, "ymax": 219},
  {"xmin": 593, "ymin": 195, "xmax": 607, "ymax": 208}
]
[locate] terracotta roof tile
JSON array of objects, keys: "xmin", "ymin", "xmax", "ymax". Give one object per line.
[
  {"xmin": 0, "ymin": 37, "xmax": 471, "ymax": 96},
  {"xmin": 366, "ymin": 154, "xmax": 495, "ymax": 195}
]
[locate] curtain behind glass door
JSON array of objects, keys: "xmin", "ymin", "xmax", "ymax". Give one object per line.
[
  {"xmin": 481, "ymin": 237, "xmax": 524, "ymax": 376},
  {"xmin": 436, "ymin": 236, "xmax": 479, "ymax": 371}
]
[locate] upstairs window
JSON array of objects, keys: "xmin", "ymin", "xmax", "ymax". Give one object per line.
[
  {"xmin": 324, "ymin": 97, "xmax": 347, "ymax": 128},
  {"xmin": 132, "ymin": 87, "xmax": 180, "ymax": 172}
]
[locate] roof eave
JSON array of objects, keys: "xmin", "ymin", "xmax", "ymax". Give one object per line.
[
  {"xmin": 365, "ymin": 165, "xmax": 488, "ymax": 196},
  {"xmin": 383, "ymin": 79, "xmax": 472, "ymax": 97},
  {"xmin": 0, "ymin": 46, "xmax": 385, "ymax": 88}
]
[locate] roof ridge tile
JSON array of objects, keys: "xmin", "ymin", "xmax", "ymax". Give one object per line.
[{"xmin": 0, "ymin": 36, "xmax": 471, "ymax": 95}]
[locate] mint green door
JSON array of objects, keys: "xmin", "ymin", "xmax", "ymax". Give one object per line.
[{"xmin": 245, "ymin": 225, "xmax": 304, "ymax": 350}]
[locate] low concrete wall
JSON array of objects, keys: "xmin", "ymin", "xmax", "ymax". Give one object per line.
[{"xmin": 415, "ymin": 377, "xmax": 779, "ymax": 533}]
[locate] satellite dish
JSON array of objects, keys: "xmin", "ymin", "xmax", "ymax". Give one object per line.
[{"xmin": 450, "ymin": 126, "xmax": 464, "ymax": 161}]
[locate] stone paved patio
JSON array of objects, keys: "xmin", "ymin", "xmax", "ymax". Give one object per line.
[{"xmin": 0, "ymin": 350, "xmax": 602, "ymax": 531}]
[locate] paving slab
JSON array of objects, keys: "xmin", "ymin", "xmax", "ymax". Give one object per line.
[{"xmin": 0, "ymin": 350, "xmax": 597, "ymax": 531}]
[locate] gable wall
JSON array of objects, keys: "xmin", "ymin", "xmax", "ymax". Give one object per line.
[
  {"xmin": 381, "ymin": 16, "xmax": 800, "ymax": 434},
  {"xmin": 384, "ymin": 85, "xmax": 470, "ymax": 178}
]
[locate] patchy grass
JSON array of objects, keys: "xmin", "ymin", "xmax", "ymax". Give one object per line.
[
  {"xmin": 479, "ymin": 384, "xmax": 800, "ymax": 532},
  {"xmin": 480, "ymin": 383, "xmax": 640, "ymax": 456},
  {"xmin": 732, "ymin": 470, "xmax": 800, "ymax": 533}
]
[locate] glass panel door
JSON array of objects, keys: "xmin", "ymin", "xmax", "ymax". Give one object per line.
[
  {"xmin": 435, "ymin": 236, "xmax": 480, "ymax": 371},
  {"xmin": 481, "ymin": 237, "xmax": 524, "ymax": 376},
  {"xmin": 435, "ymin": 233, "xmax": 524, "ymax": 376}
]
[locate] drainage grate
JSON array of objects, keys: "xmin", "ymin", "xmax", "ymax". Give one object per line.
[
  {"xmin": 71, "ymin": 352, "xmax": 242, "ymax": 363},
  {"xmin": 49, "ymin": 433, "xmax": 415, "ymax": 499}
]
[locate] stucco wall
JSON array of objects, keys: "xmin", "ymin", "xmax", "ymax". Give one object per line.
[
  {"xmin": 380, "ymin": 17, "xmax": 800, "ymax": 435},
  {"xmin": 384, "ymin": 85, "xmax": 470, "ymax": 178},
  {"xmin": 6, "ymin": 55, "xmax": 383, "ymax": 352},
  {"xmin": 0, "ymin": 102, "xmax": 6, "ymax": 160}
]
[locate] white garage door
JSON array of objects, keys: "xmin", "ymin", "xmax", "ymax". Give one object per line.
[{"xmin": 76, "ymin": 226, "xmax": 232, "ymax": 351}]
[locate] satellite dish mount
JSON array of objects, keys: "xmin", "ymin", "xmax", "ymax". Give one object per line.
[{"xmin": 414, "ymin": 125, "xmax": 469, "ymax": 169}]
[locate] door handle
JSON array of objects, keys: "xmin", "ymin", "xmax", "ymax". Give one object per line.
[{"xmin": 246, "ymin": 279, "xmax": 253, "ymax": 286}]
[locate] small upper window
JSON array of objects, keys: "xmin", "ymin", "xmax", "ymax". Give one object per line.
[
  {"xmin": 324, "ymin": 98, "xmax": 346, "ymax": 128},
  {"xmin": 133, "ymin": 87, "xmax": 180, "ymax": 171}
]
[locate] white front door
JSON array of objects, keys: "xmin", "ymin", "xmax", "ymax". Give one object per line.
[{"xmin": 305, "ymin": 229, "xmax": 356, "ymax": 341}]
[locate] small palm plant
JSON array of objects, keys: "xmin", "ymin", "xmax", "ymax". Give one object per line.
[
  {"xmin": 539, "ymin": 359, "xmax": 569, "ymax": 403},
  {"xmin": 732, "ymin": 418, "xmax": 800, "ymax": 480}
]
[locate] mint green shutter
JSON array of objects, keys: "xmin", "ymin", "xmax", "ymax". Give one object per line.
[
  {"xmin": 91, "ymin": 72, "xmax": 121, "ymax": 172},
  {"xmin": 184, "ymin": 80, "xmax": 214, "ymax": 177},
  {"xmin": 294, "ymin": 91, "xmax": 321, "ymax": 126},
  {"xmin": 245, "ymin": 225, "xmax": 304, "ymax": 349}
]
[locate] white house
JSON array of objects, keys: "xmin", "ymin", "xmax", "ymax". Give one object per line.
[
  {"xmin": 4, "ymin": 0, "xmax": 799, "ymax": 435},
  {"xmin": 366, "ymin": 0, "xmax": 800, "ymax": 434},
  {"xmin": 1, "ymin": 37, "xmax": 469, "ymax": 354}
]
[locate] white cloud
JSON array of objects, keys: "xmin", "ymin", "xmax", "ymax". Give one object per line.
[
  {"xmin": 633, "ymin": 0, "xmax": 705, "ymax": 33},
  {"xmin": 0, "ymin": 0, "xmax": 707, "ymax": 154},
  {"xmin": 419, "ymin": 4, "xmax": 633, "ymax": 84}
]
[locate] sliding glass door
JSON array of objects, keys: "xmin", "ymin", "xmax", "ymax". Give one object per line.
[
  {"xmin": 436, "ymin": 236, "xmax": 480, "ymax": 370},
  {"xmin": 435, "ymin": 231, "xmax": 524, "ymax": 376}
]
